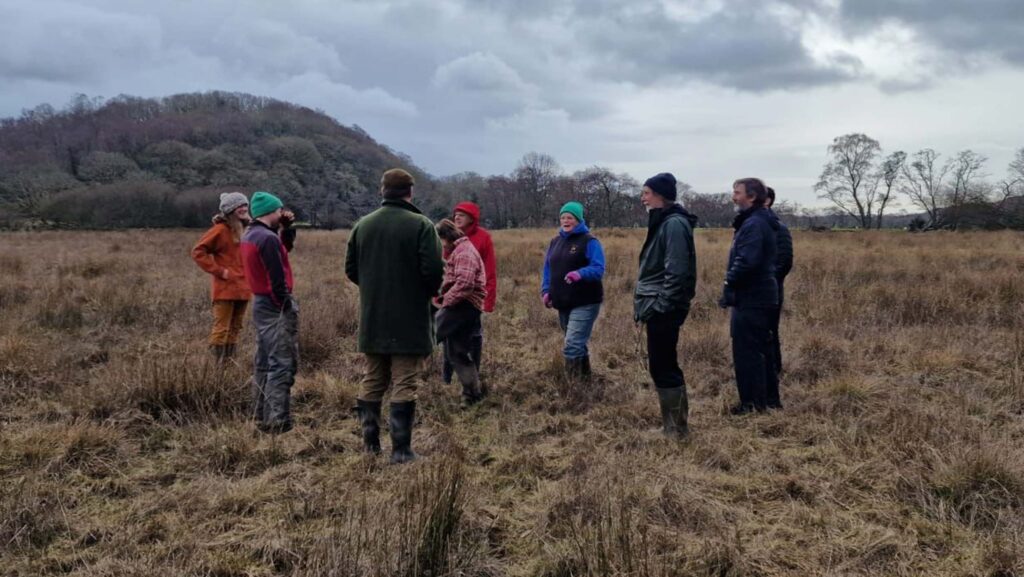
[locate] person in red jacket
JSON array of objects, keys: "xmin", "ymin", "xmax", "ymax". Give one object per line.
[
  {"xmin": 191, "ymin": 192, "xmax": 252, "ymax": 362},
  {"xmin": 443, "ymin": 202, "xmax": 498, "ymax": 384}
]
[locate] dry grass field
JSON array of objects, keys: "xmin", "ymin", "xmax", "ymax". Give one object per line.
[{"xmin": 1, "ymin": 227, "xmax": 1024, "ymax": 576}]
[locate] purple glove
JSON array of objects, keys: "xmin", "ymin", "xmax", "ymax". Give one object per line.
[
  {"xmin": 564, "ymin": 271, "xmax": 582, "ymax": 284},
  {"xmin": 542, "ymin": 293, "xmax": 553, "ymax": 308}
]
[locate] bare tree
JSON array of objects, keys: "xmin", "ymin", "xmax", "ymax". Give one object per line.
[
  {"xmin": 943, "ymin": 150, "xmax": 988, "ymax": 228},
  {"xmin": 815, "ymin": 133, "xmax": 882, "ymax": 229},
  {"xmin": 512, "ymin": 152, "xmax": 560, "ymax": 227},
  {"xmin": 900, "ymin": 149, "xmax": 948, "ymax": 228},
  {"xmin": 573, "ymin": 166, "xmax": 641, "ymax": 227},
  {"xmin": 680, "ymin": 189, "xmax": 732, "ymax": 228},
  {"xmin": 997, "ymin": 148, "xmax": 1024, "ymax": 204},
  {"xmin": 875, "ymin": 151, "xmax": 905, "ymax": 229}
]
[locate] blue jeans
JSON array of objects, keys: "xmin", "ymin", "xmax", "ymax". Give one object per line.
[{"xmin": 558, "ymin": 303, "xmax": 601, "ymax": 360}]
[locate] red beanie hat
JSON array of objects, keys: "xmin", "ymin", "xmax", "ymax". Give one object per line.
[{"xmin": 453, "ymin": 201, "xmax": 481, "ymax": 223}]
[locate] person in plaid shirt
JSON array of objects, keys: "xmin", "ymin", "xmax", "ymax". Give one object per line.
[{"xmin": 434, "ymin": 219, "xmax": 487, "ymax": 406}]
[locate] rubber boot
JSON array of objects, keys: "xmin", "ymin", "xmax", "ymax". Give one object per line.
[
  {"xmin": 657, "ymin": 386, "xmax": 689, "ymax": 438},
  {"xmin": 453, "ymin": 357, "xmax": 482, "ymax": 407},
  {"xmin": 355, "ymin": 399, "xmax": 382, "ymax": 454},
  {"xmin": 581, "ymin": 355, "xmax": 593, "ymax": 382},
  {"xmin": 564, "ymin": 357, "xmax": 582, "ymax": 383},
  {"xmin": 471, "ymin": 336, "xmax": 487, "ymax": 397},
  {"xmin": 729, "ymin": 403, "xmax": 762, "ymax": 416},
  {"xmin": 389, "ymin": 401, "xmax": 417, "ymax": 464}
]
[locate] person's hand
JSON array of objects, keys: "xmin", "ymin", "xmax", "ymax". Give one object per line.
[
  {"xmin": 542, "ymin": 293, "xmax": 553, "ymax": 308},
  {"xmin": 564, "ymin": 271, "xmax": 582, "ymax": 284},
  {"xmin": 718, "ymin": 284, "xmax": 736, "ymax": 309},
  {"xmin": 220, "ymin": 269, "xmax": 231, "ymax": 280},
  {"xmin": 280, "ymin": 210, "xmax": 295, "ymax": 228}
]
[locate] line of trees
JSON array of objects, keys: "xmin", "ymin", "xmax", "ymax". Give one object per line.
[
  {"xmin": 427, "ymin": 153, "xmax": 646, "ymax": 228},
  {"xmin": 816, "ymin": 133, "xmax": 1024, "ymax": 230},
  {"xmin": 4, "ymin": 93, "xmax": 1023, "ymax": 231}
]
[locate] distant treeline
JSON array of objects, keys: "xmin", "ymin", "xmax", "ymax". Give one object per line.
[{"xmin": 815, "ymin": 134, "xmax": 1024, "ymax": 230}]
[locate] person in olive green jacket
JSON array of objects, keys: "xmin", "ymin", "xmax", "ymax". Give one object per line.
[
  {"xmin": 634, "ymin": 173, "xmax": 699, "ymax": 439},
  {"xmin": 345, "ymin": 168, "xmax": 445, "ymax": 464}
]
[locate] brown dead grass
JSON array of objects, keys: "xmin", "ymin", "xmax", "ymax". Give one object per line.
[{"xmin": 1, "ymin": 227, "xmax": 1023, "ymax": 576}]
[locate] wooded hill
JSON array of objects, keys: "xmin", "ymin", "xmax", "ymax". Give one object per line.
[{"xmin": 0, "ymin": 92, "xmax": 437, "ymax": 228}]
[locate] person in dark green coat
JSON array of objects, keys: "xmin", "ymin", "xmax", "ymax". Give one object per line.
[
  {"xmin": 634, "ymin": 173, "xmax": 698, "ymax": 438},
  {"xmin": 345, "ymin": 168, "xmax": 444, "ymax": 464}
]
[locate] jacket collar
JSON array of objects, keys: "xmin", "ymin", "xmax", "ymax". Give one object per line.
[
  {"xmin": 559, "ymin": 221, "xmax": 590, "ymax": 238},
  {"xmin": 250, "ymin": 219, "xmax": 277, "ymax": 232},
  {"xmin": 382, "ymin": 198, "xmax": 423, "ymax": 214},
  {"xmin": 732, "ymin": 205, "xmax": 762, "ymax": 230},
  {"xmin": 640, "ymin": 204, "xmax": 689, "ymax": 262}
]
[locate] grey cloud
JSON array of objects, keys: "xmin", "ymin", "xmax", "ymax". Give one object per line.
[
  {"xmin": 839, "ymin": 0, "xmax": 1024, "ymax": 64},
  {"xmin": 433, "ymin": 52, "xmax": 531, "ymax": 95},
  {"xmin": 432, "ymin": 52, "xmax": 539, "ymax": 117},
  {"xmin": 0, "ymin": 1, "xmax": 162, "ymax": 83},
  {"xmin": 576, "ymin": 3, "xmax": 861, "ymax": 91}
]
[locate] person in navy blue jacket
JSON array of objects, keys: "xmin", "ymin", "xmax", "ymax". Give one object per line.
[
  {"xmin": 541, "ymin": 202, "xmax": 606, "ymax": 381},
  {"xmin": 719, "ymin": 178, "xmax": 780, "ymax": 415}
]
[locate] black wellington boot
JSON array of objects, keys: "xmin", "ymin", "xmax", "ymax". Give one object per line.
[
  {"xmin": 389, "ymin": 401, "xmax": 417, "ymax": 465},
  {"xmin": 564, "ymin": 357, "xmax": 582, "ymax": 383},
  {"xmin": 355, "ymin": 399, "xmax": 382, "ymax": 454},
  {"xmin": 581, "ymin": 356, "xmax": 593, "ymax": 382},
  {"xmin": 656, "ymin": 386, "xmax": 689, "ymax": 438}
]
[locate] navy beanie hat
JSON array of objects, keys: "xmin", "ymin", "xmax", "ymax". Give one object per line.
[{"xmin": 644, "ymin": 173, "xmax": 677, "ymax": 202}]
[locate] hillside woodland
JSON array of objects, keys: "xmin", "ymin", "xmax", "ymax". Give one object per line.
[{"xmin": 0, "ymin": 93, "xmax": 648, "ymax": 229}]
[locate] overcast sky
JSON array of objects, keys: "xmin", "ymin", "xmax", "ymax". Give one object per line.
[{"xmin": 2, "ymin": 0, "xmax": 1022, "ymax": 206}]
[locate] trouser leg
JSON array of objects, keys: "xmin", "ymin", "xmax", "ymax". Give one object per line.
[
  {"xmin": 731, "ymin": 307, "xmax": 770, "ymax": 410},
  {"xmin": 646, "ymin": 309, "xmax": 687, "ymax": 390},
  {"xmin": 389, "ymin": 355, "xmax": 426, "ymax": 403},
  {"xmin": 562, "ymin": 304, "xmax": 600, "ymax": 360},
  {"xmin": 448, "ymin": 331, "xmax": 480, "ymax": 404},
  {"xmin": 209, "ymin": 301, "xmax": 233, "ymax": 357},
  {"xmin": 442, "ymin": 341, "xmax": 454, "ymax": 384},
  {"xmin": 251, "ymin": 297, "xmax": 273, "ymax": 422},
  {"xmin": 226, "ymin": 300, "xmax": 249, "ymax": 350},
  {"xmin": 359, "ymin": 354, "xmax": 391, "ymax": 403},
  {"xmin": 263, "ymin": 300, "xmax": 298, "ymax": 431},
  {"xmin": 471, "ymin": 324, "xmax": 484, "ymax": 372}
]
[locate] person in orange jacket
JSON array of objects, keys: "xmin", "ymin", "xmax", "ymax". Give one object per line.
[
  {"xmin": 191, "ymin": 192, "xmax": 253, "ymax": 361},
  {"xmin": 442, "ymin": 201, "xmax": 498, "ymax": 385}
]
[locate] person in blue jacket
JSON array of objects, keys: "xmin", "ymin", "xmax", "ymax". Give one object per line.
[
  {"xmin": 541, "ymin": 202, "xmax": 606, "ymax": 381},
  {"xmin": 719, "ymin": 178, "xmax": 780, "ymax": 414}
]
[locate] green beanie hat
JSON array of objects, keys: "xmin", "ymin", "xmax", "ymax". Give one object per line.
[
  {"xmin": 559, "ymin": 201, "xmax": 585, "ymax": 224},
  {"xmin": 250, "ymin": 191, "xmax": 283, "ymax": 218}
]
